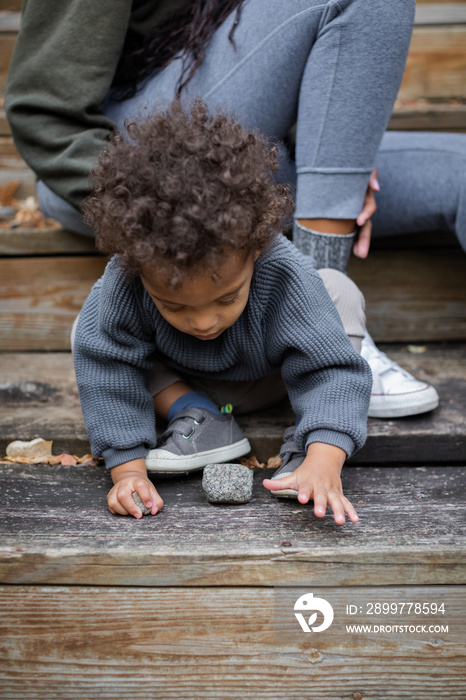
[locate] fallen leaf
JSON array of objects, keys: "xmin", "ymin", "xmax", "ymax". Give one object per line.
[
  {"xmin": 53, "ymin": 453, "xmax": 78, "ymax": 466},
  {"xmin": 407, "ymin": 345, "xmax": 427, "ymax": 354},
  {"xmin": 0, "ymin": 194, "xmax": 62, "ymax": 230},
  {"xmin": 5, "ymin": 437, "xmax": 53, "ymax": 463},
  {"xmin": 0, "ymin": 180, "xmax": 19, "ymax": 206},
  {"xmin": 240, "ymin": 455, "xmax": 266, "ymax": 469},
  {"xmin": 267, "ymin": 454, "xmax": 282, "ymax": 469},
  {"xmin": 75, "ymin": 454, "xmax": 95, "ymax": 464},
  {"xmin": 4, "ymin": 437, "xmax": 97, "ymax": 466}
]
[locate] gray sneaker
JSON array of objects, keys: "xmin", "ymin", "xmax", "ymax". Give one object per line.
[
  {"xmin": 270, "ymin": 426, "xmax": 305, "ymax": 498},
  {"xmin": 145, "ymin": 407, "xmax": 251, "ymax": 473}
]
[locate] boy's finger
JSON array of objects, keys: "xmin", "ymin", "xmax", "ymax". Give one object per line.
[
  {"xmin": 148, "ymin": 484, "xmax": 164, "ymax": 514},
  {"xmin": 119, "ymin": 490, "xmax": 144, "ymax": 519},
  {"xmin": 341, "ymin": 495, "xmax": 360, "ymax": 523},
  {"xmin": 133, "ymin": 478, "xmax": 163, "ymax": 514},
  {"xmin": 327, "ymin": 492, "xmax": 351, "ymax": 525},
  {"xmin": 297, "ymin": 480, "xmax": 312, "ymax": 504},
  {"xmin": 312, "ymin": 486, "xmax": 328, "ymax": 517},
  {"xmin": 107, "ymin": 498, "xmax": 130, "ymax": 517},
  {"xmin": 262, "ymin": 475, "xmax": 296, "ymax": 491}
]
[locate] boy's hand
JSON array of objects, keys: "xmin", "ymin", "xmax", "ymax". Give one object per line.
[
  {"xmin": 108, "ymin": 458, "xmax": 163, "ymax": 518},
  {"xmin": 262, "ymin": 442, "xmax": 359, "ymax": 525}
]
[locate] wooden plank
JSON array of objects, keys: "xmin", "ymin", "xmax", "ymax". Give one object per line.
[
  {"xmin": 0, "ymin": 585, "xmax": 464, "ymax": 699},
  {"xmin": 0, "ymin": 107, "xmax": 10, "ymax": 135},
  {"xmin": 0, "ymin": 136, "xmax": 30, "ymax": 172},
  {"xmin": 1, "ymin": 250, "xmax": 465, "ymax": 352},
  {"xmin": 0, "ymin": 3, "xmax": 22, "ymax": 13},
  {"xmin": 399, "ymin": 27, "xmax": 466, "ymax": 101},
  {"xmin": 0, "ymin": 342, "xmax": 465, "ymax": 464},
  {"xmin": 0, "ymin": 462, "xmax": 465, "ymax": 586},
  {"xmin": 389, "ymin": 102, "xmax": 466, "ymax": 131},
  {"xmin": 415, "ymin": 3, "xmax": 466, "ymax": 24},
  {"xmin": 0, "ymin": 33, "xmax": 15, "ymax": 96},
  {"xmin": 0, "ymin": 228, "xmax": 97, "ymax": 255},
  {"xmin": 347, "ymin": 249, "xmax": 466, "ymax": 342},
  {"xmin": 0, "ymin": 256, "xmax": 106, "ymax": 351},
  {"xmin": 0, "ymin": 10, "xmax": 20, "ymax": 32}
]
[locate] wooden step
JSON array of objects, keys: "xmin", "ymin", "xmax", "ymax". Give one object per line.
[
  {"xmin": 0, "ymin": 579, "xmax": 464, "ymax": 699},
  {"xmin": 0, "ymin": 345, "xmax": 465, "ymax": 464},
  {"xmin": 1, "ymin": 462, "xmax": 465, "ymax": 587},
  {"xmin": 1, "ymin": 246, "xmax": 465, "ymax": 351},
  {"xmin": 0, "ymin": 459, "xmax": 464, "ymax": 697}
]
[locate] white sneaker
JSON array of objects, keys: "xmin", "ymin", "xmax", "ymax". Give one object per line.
[{"xmin": 361, "ymin": 333, "xmax": 439, "ymax": 418}]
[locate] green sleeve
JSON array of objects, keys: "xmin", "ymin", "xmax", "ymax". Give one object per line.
[{"xmin": 5, "ymin": 0, "xmax": 133, "ymax": 211}]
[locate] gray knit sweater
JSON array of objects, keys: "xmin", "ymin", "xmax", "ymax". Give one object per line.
[{"xmin": 73, "ymin": 235, "xmax": 371, "ymax": 469}]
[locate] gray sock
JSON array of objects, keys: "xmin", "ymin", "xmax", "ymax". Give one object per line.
[{"xmin": 292, "ymin": 220, "xmax": 356, "ymax": 272}]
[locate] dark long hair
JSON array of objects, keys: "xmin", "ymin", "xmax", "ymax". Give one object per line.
[{"xmin": 111, "ymin": 0, "xmax": 245, "ymax": 101}]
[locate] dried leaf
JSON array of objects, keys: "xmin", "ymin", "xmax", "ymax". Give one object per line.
[
  {"xmin": 54, "ymin": 453, "xmax": 78, "ymax": 466},
  {"xmin": 407, "ymin": 345, "xmax": 427, "ymax": 354},
  {"xmin": 6, "ymin": 437, "xmax": 53, "ymax": 463},
  {"xmin": 0, "ymin": 180, "xmax": 19, "ymax": 206},
  {"xmin": 240, "ymin": 455, "xmax": 265, "ymax": 469},
  {"xmin": 267, "ymin": 454, "xmax": 282, "ymax": 469},
  {"xmin": 0, "ymin": 194, "xmax": 62, "ymax": 230},
  {"xmin": 4, "ymin": 437, "xmax": 97, "ymax": 466},
  {"xmin": 75, "ymin": 454, "xmax": 95, "ymax": 464}
]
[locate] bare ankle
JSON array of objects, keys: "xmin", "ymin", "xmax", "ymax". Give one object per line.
[
  {"xmin": 298, "ymin": 218, "xmax": 356, "ymax": 235},
  {"xmin": 153, "ymin": 381, "xmax": 193, "ymax": 420}
]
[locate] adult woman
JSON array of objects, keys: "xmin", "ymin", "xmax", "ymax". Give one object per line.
[{"xmin": 6, "ymin": 0, "xmax": 465, "ymax": 416}]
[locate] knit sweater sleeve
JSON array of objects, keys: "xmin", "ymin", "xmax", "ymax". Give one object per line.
[
  {"xmin": 261, "ymin": 257, "xmax": 371, "ymax": 458},
  {"xmin": 5, "ymin": 0, "xmax": 132, "ymax": 211},
  {"xmin": 73, "ymin": 259, "xmax": 158, "ymax": 469}
]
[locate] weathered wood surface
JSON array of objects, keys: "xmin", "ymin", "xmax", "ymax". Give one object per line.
[
  {"xmin": 0, "ymin": 345, "xmax": 465, "ymax": 462},
  {"xmin": 389, "ymin": 102, "xmax": 466, "ymax": 132},
  {"xmin": 0, "ymin": 585, "xmax": 464, "ymax": 699},
  {"xmin": 0, "ymin": 462, "xmax": 464, "ymax": 586},
  {"xmin": 0, "ymin": 256, "xmax": 106, "ymax": 351},
  {"xmin": 415, "ymin": 2, "xmax": 466, "ymax": 24},
  {"xmin": 1, "ymin": 250, "xmax": 465, "ymax": 351},
  {"xmin": 0, "ymin": 225, "xmax": 459, "ymax": 256},
  {"xmin": 0, "ymin": 227, "xmax": 97, "ymax": 255},
  {"xmin": 399, "ymin": 26, "xmax": 466, "ymax": 101},
  {"xmin": 347, "ymin": 249, "xmax": 466, "ymax": 342}
]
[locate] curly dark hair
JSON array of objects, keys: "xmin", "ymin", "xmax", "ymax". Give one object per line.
[
  {"xmin": 84, "ymin": 98, "xmax": 294, "ymax": 286},
  {"xmin": 111, "ymin": 1, "xmax": 245, "ymax": 100}
]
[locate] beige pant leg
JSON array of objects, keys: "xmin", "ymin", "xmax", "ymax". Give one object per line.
[{"xmin": 317, "ymin": 268, "xmax": 366, "ymax": 352}]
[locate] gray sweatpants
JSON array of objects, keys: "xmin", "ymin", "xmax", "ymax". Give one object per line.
[
  {"xmin": 37, "ymin": 0, "xmax": 466, "ymax": 250},
  {"xmin": 71, "ymin": 268, "xmax": 366, "ymax": 415}
]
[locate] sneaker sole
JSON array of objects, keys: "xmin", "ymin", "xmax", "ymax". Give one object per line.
[
  {"xmin": 270, "ymin": 471, "xmax": 299, "ymax": 498},
  {"xmin": 145, "ymin": 438, "xmax": 251, "ymax": 473},
  {"xmin": 368, "ymin": 386, "xmax": 439, "ymax": 418}
]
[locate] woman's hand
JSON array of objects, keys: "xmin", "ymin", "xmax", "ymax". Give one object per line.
[
  {"xmin": 108, "ymin": 458, "xmax": 163, "ymax": 518},
  {"xmin": 353, "ymin": 168, "xmax": 379, "ymax": 259},
  {"xmin": 262, "ymin": 442, "xmax": 359, "ymax": 525}
]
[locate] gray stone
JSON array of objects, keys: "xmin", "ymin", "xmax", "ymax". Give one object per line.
[
  {"xmin": 132, "ymin": 491, "xmax": 151, "ymax": 516},
  {"xmin": 202, "ymin": 463, "xmax": 253, "ymax": 504}
]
